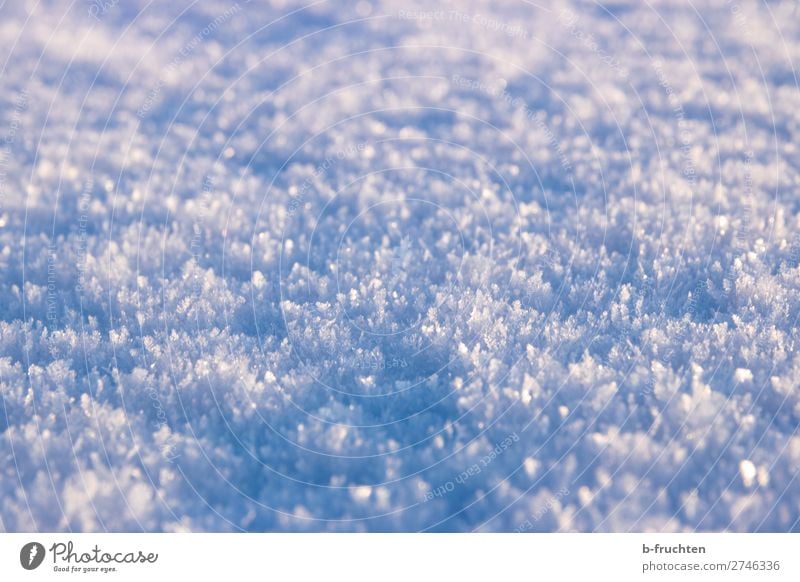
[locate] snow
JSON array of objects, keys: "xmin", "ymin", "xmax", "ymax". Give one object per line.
[
  {"xmin": 739, "ymin": 460, "xmax": 757, "ymax": 488},
  {"xmin": 0, "ymin": 0, "xmax": 799, "ymax": 532}
]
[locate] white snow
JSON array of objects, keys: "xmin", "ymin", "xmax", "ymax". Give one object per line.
[
  {"xmin": 0, "ymin": 0, "xmax": 798, "ymax": 533},
  {"xmin": 739, "ymin": 460, "xmax": 757, "ymax": 488}
]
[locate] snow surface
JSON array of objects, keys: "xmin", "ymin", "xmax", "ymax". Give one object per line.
[{"xmin": 1, "ymin": 0, "xmax": 799, "ymax": 532}]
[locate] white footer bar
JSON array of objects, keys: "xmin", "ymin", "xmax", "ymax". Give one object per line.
[{"xmin": 1, "ymin": 533, "xmax": 796, "ymax": 581}]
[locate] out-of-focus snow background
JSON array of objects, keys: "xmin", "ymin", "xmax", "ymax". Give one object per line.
[{"xmin": 1, "ymin": 0, "xmax": 799, "ymax": 532}]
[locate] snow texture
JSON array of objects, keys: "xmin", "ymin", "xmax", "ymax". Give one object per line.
[{"xmin": 1, "ymin": 0, "xmax": 799, "ymax": 532}]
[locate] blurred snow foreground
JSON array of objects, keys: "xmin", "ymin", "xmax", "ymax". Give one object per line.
[{"xmin": 0, "ymin": 0, "xmax": 799, "ymax": 532}]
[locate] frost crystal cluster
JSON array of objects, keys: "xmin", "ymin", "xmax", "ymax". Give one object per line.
[{"xmin": 0, "ymin": 0, "xmax": 798, "ymax": 532}]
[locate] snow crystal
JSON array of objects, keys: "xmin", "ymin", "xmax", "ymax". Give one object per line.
[
  {"xmin": 734, "ymin": 368, "xmax": 754, "ymax": 383},
  {"xmin": 739, "ymin": 460, "xmax": 758, "ymax": 488},
  {"xmin": 0, "ymin": 0, "xmax": 798, "ymax": 533}
]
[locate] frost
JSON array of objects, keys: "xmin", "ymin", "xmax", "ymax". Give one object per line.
[
  {"xmin": 734, "ymin": 368, "xmax": 754, "ymax": 384},
  {"xmin": 739, "ymin": 460, "xmax": 757, "ymax": 489},
  {"xmin": 0, "ymin": 0, "xmax": 798, "ymax": 533}
]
